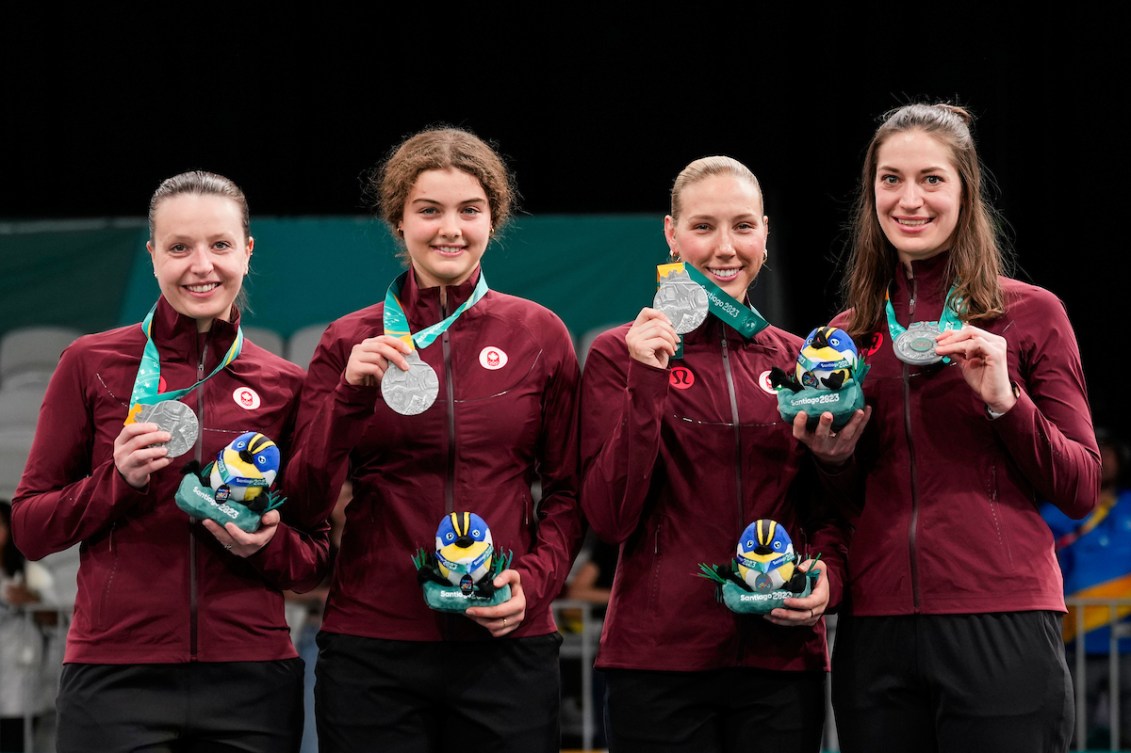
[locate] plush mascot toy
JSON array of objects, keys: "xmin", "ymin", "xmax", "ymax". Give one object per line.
[
  {"xmin": 413, "ymin": 512, "xmax": 512, "ymax": 613},
  {"xmin": 698, "ymin": 519, "xmax": 819, "ymax": 614},
  {"xmin": 174, "ymin": 432, "xmax": 287, "ymax": 533},
  {"xmin": 769, "ymin": 325, "xmax": 869, "ymax": 430}
]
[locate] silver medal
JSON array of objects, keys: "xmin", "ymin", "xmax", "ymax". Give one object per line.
[
  {"xmin": 381, "ymin": 350, "xmax": 439, "ymax": 416},
  {"xmin": 893, "ymin": 322, "xmax": 942, "ymax": 365},
  {"xmin": 653, "ymin": 269, "xmax": 709, "ymax": 334},
  {"xmin": 137, "ymin": 400, "xmax": 199, "ymax": 458}
]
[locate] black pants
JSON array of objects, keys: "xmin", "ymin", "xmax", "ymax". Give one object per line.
[
  {"xmin": 832, "ymin": 612, "xmax": 1073, "ymax": 753},
  {"xmin": 314, "ymin": 631, "xmax": 562, "ymax": 753},
  {"xmin": 603, "ymin": 667, "xmax": 827, "ymax": 753},
  {"xmin": 56, "ymin": 660, "xmax": 305, "ymax": 753}
]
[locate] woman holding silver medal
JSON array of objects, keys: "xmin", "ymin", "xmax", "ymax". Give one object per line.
[
  {"xmin": 291, "ymin": 126, "xmax": 583, "ymax": 753},
  {"xmin": 826, "ymin": 102, "xmax": 1101, "ymax": 753},
  {"xmin": 11, "ymin": 171, "xmax": 330, "ymax": 753},
  {"xmin": 579, "ymin": 155, "xmax": 869, "ymax": 753}
]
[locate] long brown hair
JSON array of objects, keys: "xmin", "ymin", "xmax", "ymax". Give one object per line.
[{"xmin": 840, "ymin": 103, "xmax": 1013, "ymax": 337}]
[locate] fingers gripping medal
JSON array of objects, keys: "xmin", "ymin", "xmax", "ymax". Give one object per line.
[
  {"xmin": 379, "ymin": 270, "xmax": 489, "ymax": 416},
  {"xmin": 654, "ymin": 263, "xmax": 709, "ymax": 334},
  {"xmin": 886, "ymin": 285, "xmax": 964, "ymax": 367},
  {"xmin": 136, "ymin": 400, "xmax": 199, "ymax": 458}
]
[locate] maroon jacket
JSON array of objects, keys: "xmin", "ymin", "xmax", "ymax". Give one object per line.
[
  {"xmin": 12, "ymin": 297, "xmax": 330, "ymax": 664},
  {"xmin": 291, "ymin": 268, "xmax": 584, "ymax": 641},
  {"xmin": 580, "ymin": 315, "xmax": 850, "ymax": 673},
  {"xmin": 830, "ymin": 253, "xmax": 1101, "ymax": 616}
]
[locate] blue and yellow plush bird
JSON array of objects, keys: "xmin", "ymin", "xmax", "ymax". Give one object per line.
[
  {"xmin": 795, "ymin": 326, "xmax": 859, "ymax": 391},
  {"xmin": 209, "ymin": 432, "xmax": 280, "ymax": 505},
  {"xmin": 434, "ymin": 512, "xmax": 494, "ymax": 588},
  {"xmin": 735, "ymin": 519, "xmax": 797, "ymax": 593}
]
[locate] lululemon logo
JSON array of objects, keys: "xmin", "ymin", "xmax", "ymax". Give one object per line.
[
  {"xmin": 861, "ymin": 332, "xmax": 884, "ymax": 359},
  {"xmin": 670, "ymin": 366, "xmax": 695, "ymax": 390},
  {"xmin": 233, "ymin": 387, "xmax": 261, "ymax": 410}
]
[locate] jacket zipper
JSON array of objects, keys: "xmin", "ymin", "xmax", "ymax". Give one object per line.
[
  {"xmin": 721, "ymin": 333, "xmax": 746, "ymax": 662},
  {"xmin": 190, "ymin": 335, "xmax": 207, "ymax": 660},
  {"xmin": 441, "ymin": 294, "xmax": 456, "ymax": 516},
  {"xmin": 904, "ymin": 274, "xmax": 921, "ymax": 611}
]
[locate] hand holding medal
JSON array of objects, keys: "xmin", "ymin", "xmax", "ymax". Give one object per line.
[{"xmin": 934, "ymin": 325, "xmax": 1018, "ymax": 416}]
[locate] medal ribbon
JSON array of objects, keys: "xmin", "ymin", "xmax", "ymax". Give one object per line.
[
  {"xmin": 124, "ymin": 303, "xmax": 243, "ymax": 424},
  {"xmin": 383, "ymin": 270, "xmax": 489, "ymax": 350},
  {"xmin": 885, "ymin": 285, "xmax": 964, "ymax": 340},
  {"xmin": 657, "ymin": 262, "xmax": 770, "ymax": 358}
]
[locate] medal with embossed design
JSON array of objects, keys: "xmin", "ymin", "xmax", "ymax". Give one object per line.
[
  {"xmin": 381, "ymin": 350, "xmax": 439, "ymax": 416},
  {"xmin": 893, "ymin": 322, "xmax": 944, "ymax": 365},
  {"xmin": 654, "ymin": 265, "xmax": 709, "ymax": 334},
  {"xmin": 137, "ymin": 400, "xmax": 199, "ymax": 457}
]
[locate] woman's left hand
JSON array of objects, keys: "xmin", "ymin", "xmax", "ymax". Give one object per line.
[
  {"xmin": 935, "ymin": 325, "xmax": 1016, "ymax": 414},
  {"xmin": 793, "ymin": 405, "xmax": 871, "ymax": 466},
  {"xmin": 767, "ymin": 558, "xmax": 829, "ymax": 628},
  {"xmin": 465, "ymin": 568, "xmax": 526, "ymax": 638},
  {"xmin": 203, "ymin": 509, "xmax": 281, "ymax": 557}
]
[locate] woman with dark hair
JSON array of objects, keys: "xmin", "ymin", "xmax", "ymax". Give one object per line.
[
  {"xmin": 11, "ymin": 171, "xmax": 330, "ymax": 753},
  {"xmin": 828, "ymin": 102, "xmax": 1101, "ymax": 753}
]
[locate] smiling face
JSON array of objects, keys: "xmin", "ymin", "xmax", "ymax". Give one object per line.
[
  {"xmin": 874, "ymin": 128, "xmax": 962, "ymax": 268},
  {"xmin": 398, "ymin": 168, "xmax": 491, "ymax": 289},
  {"xmin": 146, "ymin": 193, "xmax": 252, "ymax": 331},
  {"xmin": 664, "ymin": 173, "xmax": 768, "ymax": 301}
]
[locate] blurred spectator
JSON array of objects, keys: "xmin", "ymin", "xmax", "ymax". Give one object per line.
[
  {"xmin": 1, "ymin": 499, "xmax": 57, "ymax": 752},
  {"xmin": 1042, "ymin": 427, "xmax": 1131, "ymax": 748}
]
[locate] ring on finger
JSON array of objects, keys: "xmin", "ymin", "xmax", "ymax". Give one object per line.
[{"xmin": 503, "ymin": 617, "xmax": 508, "ymax": 628}]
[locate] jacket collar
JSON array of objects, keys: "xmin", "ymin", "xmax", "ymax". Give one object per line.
[
  {"xmin": 148, "ymin": 296, "xmax": 242, "ymax": 366},
  {"xmin": 400, "ymin": 265, "xmax": 482, "ymax": 324},
  {"xmin": 893, "ymin": 251, "xmax": 952, "ymax": 302}
]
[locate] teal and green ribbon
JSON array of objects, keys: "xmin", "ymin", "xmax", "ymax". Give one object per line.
[
  {"xmin": 383, "ymin": 270, "xmax": 489, "ymax": 351},
  {"xmin": 125, "ymin": 303, "xmax": 243, "ymax": 424},
  {"xmin": 884, "ymin": 284, "xmax": 963, "ymax": 364},
  {"xmin": 659, "ymin": 262, "xmax": 770, "ymax": 358}
]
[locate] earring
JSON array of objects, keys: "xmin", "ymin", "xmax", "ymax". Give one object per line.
[{"xmin": 670, "ymin": 249, "xmax": 681, "ymax": 262}]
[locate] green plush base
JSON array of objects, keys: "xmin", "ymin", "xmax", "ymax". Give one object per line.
[
  {"xmin": 421, "ymin": 581, "xmax": 512, "ymax": 613},
  {"xmin": 721, "ymin": 573, "xmax": 816, "ymax": 614},
  {"xmin": 777, "ymin": 382, "xmax": 865, "ymax": 430},
  {"xmin": 175, "ymin": 474, "xmax": 264, "ymax": 533}
]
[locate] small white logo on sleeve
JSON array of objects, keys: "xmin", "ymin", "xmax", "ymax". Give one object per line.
[
  {"xmin": 233, "ymin": 387, "xmax": 261, "ymax": 410},
  {"xmin": 479, "ymin": 347, "xmax": 508, "ymax": 370}
]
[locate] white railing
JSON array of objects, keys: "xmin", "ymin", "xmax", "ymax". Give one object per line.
[{"xmin": 1065, "ymin": 596, "xmax": 1131, "ymax": 752}]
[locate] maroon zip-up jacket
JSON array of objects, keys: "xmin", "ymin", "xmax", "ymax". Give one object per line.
[
  {"xmin": 291, "ymin": 268, "xmax": 584, "ymax": 641},
  {"xmin": 12, "ymin": 297, "xmax": 330, "ymax": 664},
  {"xmin": 830, "ymin": 252, "xmax": 1101, "ymax": 616},
  {"xmin": 580, "ymin": 315, "xmax": 849, "ymax": 673}
]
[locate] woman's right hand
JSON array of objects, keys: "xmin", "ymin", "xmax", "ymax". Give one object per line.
[
  {"xmin": 625, "ymin": 308, "xmax": 678, "ymax": 369},
  {"xmin": 113, "ymin": 421, "xmax": 172, "ymax": 489},
  {"xmin": 344, "ymin": 335, "xmax": 413, "ymax": 386}
]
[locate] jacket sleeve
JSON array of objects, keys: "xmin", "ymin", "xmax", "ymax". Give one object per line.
[
  {"xmin": 990, "ymin": 290, "xmax": 1100, "ymax": 519},
  {"xmin": 512, "ymin": 319, "xmax": 586, "ymax": 617},
  {"xmin": 246, "ymin": 389, "xmax": 333, "ymax": 593},
  {"xmin": 11, "ymin": 342, "xmax": 153, "ymax": 560},
  {"xmin": 796, "ymin": 456, "xmax": 853, "ymax": 612},
  {"xmin": 578, "ymin": 329, "xmax": 670, "ymax": 544},
  {"xmin": 285, "ymin": 323, "xmax": 379, "ymax": 528}
]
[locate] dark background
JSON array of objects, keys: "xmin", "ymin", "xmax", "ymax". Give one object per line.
[{"xmin": 1, "ymin": 4, "xmax": 1120, "ymax": 430}]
